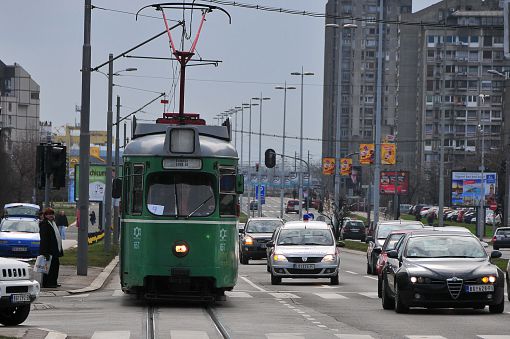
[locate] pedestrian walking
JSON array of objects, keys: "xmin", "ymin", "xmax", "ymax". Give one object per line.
[
  {"xmin": 89, "ymin": 210, "xmax": 96, "ymax": 226},
  {"xmin": 39, "ymin": 208, "xmax": 63, "ymax": 288},
  {"xmin": 55, "ymin": 210, "xmax": 69, "ymax": 240},
  {"xmin": 427, "ymin": 210, "xmax": 435, "ymax": 226}
]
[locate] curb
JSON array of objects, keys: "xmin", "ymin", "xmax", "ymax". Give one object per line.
[{"xmin": 68, "ymin": 255, "xmax": 119, "ymax": 294}]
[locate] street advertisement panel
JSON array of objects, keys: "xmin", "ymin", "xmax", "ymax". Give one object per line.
[
  {"xmin": 74, "ymin": 164, "xmax": 106, "ymax": 202},
  {"xmin": 381, "ymin": 143, "xmax": 396, "ymax": 165},
  {"xmin": 380, "ymin": 171, "xmax": 409, "ymax": 195},
  {"xmin": 360, "ymin": 144, "xmax": 374, "ymax": 165},
  {"xmin": 340, "ymin": 158, "xmax": 352, "ymax": 176},
  {"xmin": 451, "ymin": 171, "xmax": 498, "ymax": 207},
  {"xmin": 322, "ymin": 157, "xmax": 335, "ymax": 175},
  {"xmin": 347, "ymin": 166, "xmax": 362, "ymax": 196}
]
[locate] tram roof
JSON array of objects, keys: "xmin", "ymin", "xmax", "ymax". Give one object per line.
[{"xmin": 124, "ymin": 123, "xmax": 238, "ymax": 158}]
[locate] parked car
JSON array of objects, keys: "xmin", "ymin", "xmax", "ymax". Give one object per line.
[
  {"xmin": 366, "ymin": 220, "xmax": 425, "ymax": 274},
  {"xmin": 0, "ymin": 217, "xmax": 40, "ymax": 258},
  {"xmin": 340, "ymin": 220, "xmax": 366, "ymax": 242},
  {"xmin": 239, "ymin": 217, "xmax": 284, "ymax": 264},
  {"xmin": 399, "ymin": 204, "xmax": 412, "ymax": 214},
  {"xmin": 381, "ymin": 231, "xmax": 505, "ymax": 313},
  {"xmin": 2, "ymin": 203, "xmax": 40, "ymax": 219},
  {"xmin": 267, "ymin": 221, "xmax": 343, "ymax": 285},
  {"xmin": 0, "ymin": 257, "xmax": 40, "ymax": 325},
  {"xmin": 485, "ymin": 210, "xmax": 501, "ymax": 225},
  {"xmin": 285, "ymin": 199, "xmax": 302, "ymax": 214},
  {"xmin": 492, "ymin": 227, "xmax": 510, "ymax": 250},
  {"xmin": 249, "ymin": 200, "xmax": 258, "ymax": 211}
]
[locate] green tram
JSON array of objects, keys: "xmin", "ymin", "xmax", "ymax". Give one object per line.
[{"xmin": 119, "ymin": 113, "xmax": 244, "ymax": 301}]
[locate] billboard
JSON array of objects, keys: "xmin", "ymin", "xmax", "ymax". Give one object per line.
[
  {"xmin": 451, "ymin": 171, "xmax": 498, "ymax": 207},
  {"xmin": 381, "ymin": 143, "xmax": 396, "ymax": 165},
  {"xmin": 74, "ymin": 164, "xmax": 107, "ymax": 202},
  {"xmin": 322, "ymin": 157, "xmax": 335, "ymax": 175},
  {"xmin": 380, "ymin": 171, "xmax": 409, "ymax": 195},
  {"xmin": 347, "ymin": 166, "xmax": 362, "ymax": 196},
  {"xmin": 360, "ymin": 144, "xmax": 374, "ymax": 165},
  {"xmin": 340, "ymin": 158, "xmax": 352, "ymax": 176}
]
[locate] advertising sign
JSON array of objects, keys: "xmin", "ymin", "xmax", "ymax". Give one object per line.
[
  {"xmin": 340, "ymin": 158, "xmax": 352, "ymax": 176},
  {"xmin": 380, "ymin": 171, "xmax": 409, "ymax": 195},
  {"xmin": 74, "ymin": 164, "xmax": 107, "ymax": 202},
  {"xmin": 360, "ymin": 144, "xmax": 375, "ymax": 165},
  {"xmin": 381, "ymin": 143, "xmax": 396, "ymax": 165},
  {"xmin": 322, "ymin": 157, "xmax": 335, "ymax": 175},
  {"xmin": 451, "ymin": 171, "xmax": 498, "ymax": 207},
  {"xmin": 347, "ymin": 166, "xmax": 362, "ymax": 196}
]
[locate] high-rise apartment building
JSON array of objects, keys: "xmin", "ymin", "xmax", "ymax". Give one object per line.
[{"xmin": 0, "ymin": 60, "xmax": 40, "ymax": 150}]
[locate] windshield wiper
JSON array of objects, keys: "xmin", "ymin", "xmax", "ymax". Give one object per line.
[{"xmin": 186, "ymin": 195, "xmax": 214, "ymax": 219}]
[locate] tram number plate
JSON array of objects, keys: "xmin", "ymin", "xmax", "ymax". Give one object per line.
[
  {"xmin": 294, "ymin": 264, "xmax": 315, "ymax": 270},
  {"xmin": 465, "ymin": 285, "xmax": 494, "ymax": 293},
  {"xmin": 10, "ymin": 293, "xmax": 30, "ymax": 303}
]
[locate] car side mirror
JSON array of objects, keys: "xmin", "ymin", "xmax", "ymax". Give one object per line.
[
  {"xmin": 266, "ymin": 242, "xmax": 274, "ymax": 248},
  {"xmin": 239, "ymin": 229, "xmax": 245, "ymax": 234},
  {"xmin": 373, "ymin": 247, "xmax": 382, "ymax": 255},
  {"xmin": 366, "ymin": 236, "xmax": 374, "ymax": 243},
  {"xmin": 387, "ymin": 250, "xmax": 398, "ymax": 259},
  {"xmin": 336, "ymin": 240, "xmax": 345, "ymax": 247},
  {"xmin": 490, "ymin": 250, "xmax": 502, "ymax": 258}
]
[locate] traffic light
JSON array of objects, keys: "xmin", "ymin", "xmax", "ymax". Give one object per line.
[
  {"xmin": 255, "ymin": 163, "xmax": 259, "ymax": 172},
  {"xmin": 50, "ymin": 145, "xmax": 67, "ymax": 189},
  {"xmin": 265, "ymin": 148, "xmax": 276, "ymax": 168}
]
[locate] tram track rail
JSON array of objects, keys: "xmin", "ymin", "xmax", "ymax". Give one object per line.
[{"xmin": 145, "ymin": 304, "xmax": 231, "ymax": 339}]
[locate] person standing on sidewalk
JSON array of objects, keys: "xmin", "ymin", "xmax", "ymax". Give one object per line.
[
  {"xmin": 39, "ymin": 208, "xmax": 63, "ymax": 288},
  {"xmin": 55, "ymin": 210, "xmax": 69, "ymax": 240}
]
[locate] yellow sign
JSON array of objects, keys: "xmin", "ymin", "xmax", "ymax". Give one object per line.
[
  {"xmin": 322, "ymin": 157, "xmax": 335, "ymax": 175},
  {"xmin": 381, "ymin": 143, "xmax": 396, "ymax": 165},
  {"xmin": 340, "ymin": 158, "xmax": 352, "ymax": 176},
  {"xmin": 359, "ymin": 144, "xmax": 374, "ymax": 165},
  {"xmin": 90, "ymin": 146, "xmax": 105, "ymax": 162}
]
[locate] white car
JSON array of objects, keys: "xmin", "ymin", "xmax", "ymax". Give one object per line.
[{"xmin": 0, "ymin": 257, "xmax": 39, "ymax": 325}]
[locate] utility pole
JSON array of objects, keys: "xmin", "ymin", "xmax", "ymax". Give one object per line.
[
  {"xmin": 113, "ymin": 95, "xmax": 120, "ymax": 246},
  {"xmin": 77, "ymin": 0, "xmax": 92, "ymax": 276},
  {"xmin": 104, "ymin": 53, "xmax": 113, "ymax": 252},
  {"xmin": 438, "ymin": 0, "xmax": 448, "ymax": 227}
]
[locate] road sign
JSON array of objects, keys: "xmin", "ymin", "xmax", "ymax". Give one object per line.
[{"xmin": 255, "ymin": 184, "xmax": 266, "ymax": 204}]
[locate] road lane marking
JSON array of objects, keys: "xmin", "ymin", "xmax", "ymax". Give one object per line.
[
  {"xmin": 44, "ymin": 332, "xmax": 67, "ymax": 339},
  {"xmin": 406, "ymin": 336, "xmax": 447, "ymax": 339},
  {"xmin": 358, "ymin": 292, "xmax": 379, "ymax": 299},
  {"xmin": 240, "ymin": 275, "xmax": 267, "ymax": 292},
  {"xmin": 63, "ymin": 294, "xmax": 89, "ymax": 298},
  {"xmin": 345, "ymin": 270, "xmax": 359, "ymax": 275},
  {"xmin": 269, "ymin": 292, "xmax": 300, "ymax": 299},
  {"xmin": 226, "ymin": 291, "xmax": 253, "ymax": 298},
  {"xmin": 170, "ymin": 331, "xmax": 209, "ymax": 339},
  {"xmin": 266, "ymin": 334, "xmax": 305, "ymax": 339},
  {"xmin": 477, "ymin": 336, "xmax": 510, "ymax": 339},
  {"xmin": 334, "ymin": 335, "xmax": 375, "ymax": 339},
  {"xmin": 363, "ymin": 275, "xmax": 378, "ymax": 280},
  {"xmin": 91, "ymin": 331, "xmax": 131, "ymax": 339},
  {"xmin": 314, "ymin": 293, "xmax": 348, "ymax": 299}
]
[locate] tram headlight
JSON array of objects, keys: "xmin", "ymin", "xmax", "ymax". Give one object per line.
[{"xmin": 173, "ymin": 241, "xmax": 190, "ymax": 258}]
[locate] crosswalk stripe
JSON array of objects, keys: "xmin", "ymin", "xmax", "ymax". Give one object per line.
[
  {"xmin": 44, "ymin": 331, "xmax": 67, "ymax": 339},
  {"xmin": 226, "ymin": 291, "xmax": 253, "ymax": 298},
  {"xmin": 314, "ymin": 293, "xmax": 348, "ymax": 299},
  {"xmin": 476, "ymin": 336, "xmax": 510, "ymax": 339},
  {"xmin": 269, "ymin": 292, "xmax": 300, "ymax": 299},
  {"xmin": 171, "ymin": 330, "xmax": 209, "ymax": 339},
  {"xmin": 406, "ymin": 336, "xmax": 447, "ymax": 339},
  {"xmin": 112, "ymin": 290, "xmax": 124, "ymax": 297},
  {"xmin": 358, "ymin": 292, "xmax": 379, "ymax": 299},
  {"xmin": 266, "ymin": 334, "xmax": 305, "ymax": 339},
  {"xmin": 91, "ymin": 331, "xmax": 131, "ymax": 339},
  {"xmin": 334, "ymin": 335, "xmax": 375, "ymax": 339}
]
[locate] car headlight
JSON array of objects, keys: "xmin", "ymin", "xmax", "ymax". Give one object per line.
[
  {"xmin": 410, "ymin": 276, "xmax": 430, "ymax": 284},
  {"xmin": 481, "ymin": 275, "xmax": 497, "ymax": 283},
  {"xmin": 244, "ymin": 236, "xmax": 254, "ymax": 245},
  {"xmin": 273, "ymin": 254, "xmax": 288, "ymax": 262},
  {"xmin": 321, "ymin": 254, "xmax": 337, "ymax": 262}
]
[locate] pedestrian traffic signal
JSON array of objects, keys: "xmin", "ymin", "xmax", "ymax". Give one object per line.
[{"xmin": 265, "ymin": 148, "xmax": 276, "ymax": 168}]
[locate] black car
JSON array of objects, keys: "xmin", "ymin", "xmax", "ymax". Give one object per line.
[
  {"xmin": 381, "ymin": 231, "xmax": 505, "ymax": 313},
  {"xmin": 239, "ymin": 217, "xmax": 284, "ymax": 264},
  {"xmin": 492, "ymin": 227, "xmax": 510, "ymax": 250},
  {"xmin": 249, "ymin": 200, "xmax": 258, "ymax": 211},
  {"xmin": 340, "ymin": 220, "xmax": 366, "ymax": 242}
]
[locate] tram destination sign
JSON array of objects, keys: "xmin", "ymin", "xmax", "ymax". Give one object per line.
[{"xmin": 163, "ymin": 158, "xmax": 202, "ymax": 170}]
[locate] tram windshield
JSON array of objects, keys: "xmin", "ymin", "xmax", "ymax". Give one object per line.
[{"xmin": 147, "ymin": 172, "xmax": 215, "ymax": 217}]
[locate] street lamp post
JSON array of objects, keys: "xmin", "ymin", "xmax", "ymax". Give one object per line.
[
  {"xmin": 252, "ymin": 95, "xmax": 271, "ymax": 217},
  {"xmin": 478, "ymin": 123, "xmax": 485, "ymax": 239},
  {"xmin": 291, "ymin": 68, "xmax": 314, "ymax": 220},
  {"xmin": 275, "ymin": 83, "xmax": 296, "ymax": 218},
  {"xmin": 248, "ymin": 100, "xmax": 259, "ymax": 216}
]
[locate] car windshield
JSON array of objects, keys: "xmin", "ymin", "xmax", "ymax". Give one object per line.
[
  {"xmin": 346, "ymin": 221, "xmax": 364, "ymax": 228},
  {"xmin": 384, "ymin": 233, "xmax": 406, "ymax": 250},
  {"xmin": 146, "ymin": 172, "xmax": 215, "ymax": 217},
  {"xmin": 4, "ymin": 205, "xmax": 39, "ymax": 218},
  {"xmin": 277, "ymin": 228, "xmax": 334, "ymax": 246},
  {"xmin": 288, "ymin": 201, "xmax": 298, "ymax": 206},
  {"xmin": 246, "ymin": 220, "xmax": 283, "ymax": 233},
  {"xmin": 0, "ymin": 219, "xmax": 39, "ymax": 233},
  {"xmin": 406, "ymin": 235, "xmax": 486, "ymax": 258},
  {"xmin": 496, "ymin": 228, "xmax": 510, "ymax": 236},
  {"xmin": 377, "ymin": 223, "xmax": 423, "ymax": 239}
]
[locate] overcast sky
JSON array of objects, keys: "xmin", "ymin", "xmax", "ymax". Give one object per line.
[{"xmin": 0, "ymin": 0, "xmax": 440, "ymax": 164}]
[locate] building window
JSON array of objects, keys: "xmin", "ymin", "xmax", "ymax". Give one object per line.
[
  {"xmin": 483, "ymin": 36, "xmax": 493, "ymax": 46},
  {"xmin": 483, "ymin": 50, "xmax": 492, "ymax": 60},
  {"xmin": 425, "ymin": 124, "xmax": 433, "ymax": 134},
  {"xmin": 470, "ymin": 35, "xmax": 479, "ymax": 43},
  {"xmin": 30, "ymin": 92, "xmax": 39, "ymax": 100},
  {"xmin": 428, "ymin": 35, "xmax": 435, "ymax": 43}
]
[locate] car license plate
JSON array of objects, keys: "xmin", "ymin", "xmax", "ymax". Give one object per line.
[
  {"xmin": 465, "ymin": 285, "xmax": 494, "ymax": 293},
  {"xmin": 12, "ymin": 247, "xmax": 27, "ymax": 252},
  {"xmin": 260, "ymin": 244, "xmax": 266, "ymax": 249},
  {"xmin": 294, "ymin": 264, "xmax": 315, "ymax": 269},
  {"xmin": 351, "ymin": 229, "xmax": 359, "ymax": 232},
  {"xmin": 10, "ymin": 293, "xmax": 30, "ymax": 303}
]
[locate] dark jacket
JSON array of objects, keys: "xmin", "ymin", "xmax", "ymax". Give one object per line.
[
  {"xmin": 39, "ymin": 219, "xmax": 64, "ymax": 258},
  {"xmin": 55, "ymin": 214, "xmax": 69, "ymax": 227}
]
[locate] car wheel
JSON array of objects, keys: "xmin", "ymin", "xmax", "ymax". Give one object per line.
[
  {"xmin": 266, "ymin": 265, "xmax": 270, "ymax": 273},
  {"xmin": 493, "ymin": 246, "xmax": 499, "ymax": 250},
  {"xmin": 0, "ymin": 305, "xmax": 30, "ymax": 326},
  {"xmin": 330, "ymin": 274, "xmax": 339, "ymax": 285},
  {"xmin": 271, "ymin": 273, "xmax": 281, "ymax": 285},
  {"xmin": 366, "ymin": 262, "xmax": 372, "ymax": 275},
  {"xmin": 370, "ymin": 256, "xmax": 377, "ymax": 275},
  {"xmin": 381, "ymin": 276, "xmax": 394, "ymax": 310},
  {"xmin": 489, "ymin": 299, "xmax": 505, "ymax": 313},
  {"xmin": 240, "ymin": 254, "xmax": 249, "ymax": 265},
  {"xmin": 394, "ymin": 283, "xmax": 409, "ymax": 314},
  {"xmin": 377, "ymin": 276, "xmax": 382, "ymax": 298}
]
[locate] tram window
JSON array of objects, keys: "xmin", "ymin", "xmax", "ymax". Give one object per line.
[
  {"xmin": 146, "ymin": 172, "xmax": 215, "ymax": 217},
  {"xmin": 132, "ymin": 164, "xmax": 144, "ymax": 215},
  {"xmin": 219, "ymin": 168, "xmax": 236, "ymax": 216},
  {"xmin": 124, "ymin": 164, "xmax": 131, "ymax": 214}
]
